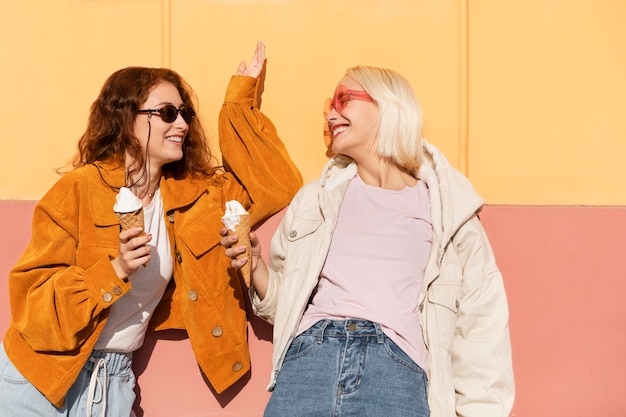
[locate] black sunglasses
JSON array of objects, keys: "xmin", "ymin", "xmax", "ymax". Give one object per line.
[{"xmin": 137, "ymin": 104, "xmax": 195, "ymax": 124}]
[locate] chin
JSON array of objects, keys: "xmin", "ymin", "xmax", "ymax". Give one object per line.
[{"xmin": 169, "ymin": 152, "xmax": 184, "ymax": 162}]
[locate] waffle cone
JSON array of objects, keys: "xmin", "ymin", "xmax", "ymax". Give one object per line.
[
  {"xmin": 228, "ymin": 213, "xmax": 251, "ymax": 286},
  {"xmin": 115, "ymin": 208, "xmax": 145, "ymax": 236}
]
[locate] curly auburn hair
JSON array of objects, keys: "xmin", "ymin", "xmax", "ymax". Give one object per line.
[{"xmin": 73, "ymin": 66, "xmax": 217, "ymax": 180}]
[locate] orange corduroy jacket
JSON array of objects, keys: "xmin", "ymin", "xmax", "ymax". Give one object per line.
[{"xmin": 3, "ymin": 75, "xmax": 302, "ymax": 407}]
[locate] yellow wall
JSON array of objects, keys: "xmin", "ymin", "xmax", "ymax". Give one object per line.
[
  {"xmin": 1, "ymin": 0, "xmax": 624, "ymax": 204},
  {"xmin": 469, "ymin": 0, "xmax": 626, "ymax": 205}
]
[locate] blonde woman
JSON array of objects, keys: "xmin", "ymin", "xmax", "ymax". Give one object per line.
[{"xmin": 222, "ymin": 66, "xmax": 514, "ymax": 416}]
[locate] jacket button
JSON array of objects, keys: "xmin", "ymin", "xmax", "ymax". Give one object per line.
[
  {"xmin": 188, "ymin": 290, "xmax": 198, "ymax": 301},
  {"xmin": 112, "ymin": 286, "xmax": 122, "ymax": 296},
  {"xmin": 212, "ymin": 327, "xmax": 223, "ymax": 337},
  {"xmin": 102, "ymin": 292, "xmax": 112, "ymax": 302},
  {"xmin": 176, "ymin": 252, "xmax": 182, "ymax": 263},
  {"xmin": 167, "ymin": 212, "xmax": 175, "ymax": 223},
  {"xmin": 232, "ymin": 362, "xmax": 243, "ymax": 372},
  {"xmin": 289, "ymin": 230, "xmax": 297, "ymax": 238},
  {"xmin": 455, "ymin": 300, "xmax": 460, "ymax": 309}
]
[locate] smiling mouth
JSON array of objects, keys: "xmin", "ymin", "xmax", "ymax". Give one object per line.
[
  {"xmin": 332, "ymin": 125, "xmax": 348, "ymax": 136},
  {"xmin": 165, "ymin": 136, "xmax": 183, "ymax": 144}
]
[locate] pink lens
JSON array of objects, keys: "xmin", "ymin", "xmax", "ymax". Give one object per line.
[{"xmin": 329, "ymin": 85, "xmax": 374, "ymax": 112}]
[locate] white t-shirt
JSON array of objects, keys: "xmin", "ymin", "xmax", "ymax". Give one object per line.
[{"xmin": 95, "ymin": 188, "xmax": 173, "ymax": 352}]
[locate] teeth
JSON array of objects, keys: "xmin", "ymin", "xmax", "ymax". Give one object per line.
[
  {"xmin": 333, "ymin": 126, "xmax": 348, "ymax": 135},
  {"xmin": 166, "ymin": 136, "xmax": 183, "ymax": 143}
]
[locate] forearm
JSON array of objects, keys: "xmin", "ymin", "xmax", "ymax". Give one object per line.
[
  {"xmin": 250, "ymin": 258, "xmax": 270, "ymax": 300},
  {"xmin": 218, "ymin": 75, "xmax": 302, "ymax": 221},
  {"xmin": 452, "ymin": 219, "xmax": 515, "ymax": 416},
  {"xmin": 10, "ymin": 256, "xmax": 127, "ymax": 352},
  {"xmin": 9, "ymin": 201, "xmax": 129, "ymax": 352}
]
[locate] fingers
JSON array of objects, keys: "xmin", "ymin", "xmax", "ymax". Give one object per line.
[
  {"xmin": 254, "ymin": 41, "xmax": 266, "ymax": 63},
  {"xmin": 225, "ymin": 241, "xmax": 248, "ymax": 258},
  {"xmin": 121, "ymin": 245, "xmax": 152, "ymax": 267},
  {"xmin": 120, "ymin": 227, "xmax": 144, "ymax": 242},
  {"xmin": 220, "ymin": 229, "xmax": 239, "ymax": 248},
  {"xmin": 240, "ymin": 41, "xmax": 266, "ymax": 78},
  {"xmin": 236, "ymin": 60, "xmax": 247, "ymax": 75},
  {"xmin": 230, "ymin": 256, "xmax": 249, "ymax": 270},
  {"xmin": 249, "ymin": 231, "xmax": 260, "ymax": 247},
  {"xmin": 113, "ymin": 229, "xmax": 152, "ymax": 279}
]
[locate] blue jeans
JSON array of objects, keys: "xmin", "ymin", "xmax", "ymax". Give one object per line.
[
  {"xmin": 0, "ymin": 343, "xmax": 136, "ymax": 417},
  {"xmin": 264, "ymin": 319, "xmax": 429, "ymax": 417}
]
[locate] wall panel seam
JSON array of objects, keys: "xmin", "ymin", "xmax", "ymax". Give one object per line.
[
  {"xmin": 162, "ymin": 0, "xmax": 171, "ymax": 68},
  {"xmin": 459, "ymin": 0, "xmax": 469, "ymax": 176}
]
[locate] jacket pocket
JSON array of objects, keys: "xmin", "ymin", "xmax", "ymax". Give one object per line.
[
  {"xmin": 427, "ymin": 284, "xmax": 461, "ymax": 314},
  {"xmin": 426, "ymin": 283, "xmax": 461, "ymax": 351},
  {"xmin": 77, "ymin": 225, "xmax": 119, "ymax": 268},
  {"xmin": 177, "ymin": 206, "xmax": 223, "ymax": 257},
  {"xmin": 285, "ymin": 215, "xmax": 323, "ymax": 243}
]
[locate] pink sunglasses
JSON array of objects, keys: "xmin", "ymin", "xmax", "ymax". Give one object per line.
[{"xmin": 326, "ymin": 85, "xmax": 375, "ymax": 112}]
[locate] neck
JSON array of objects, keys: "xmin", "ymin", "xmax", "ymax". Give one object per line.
[
  {"xmin": 356, "ymin": 159, "xmax": 416, "ymax": 190},
  {"xmin": 133, "ymin": 175, "xmax": 160, "ymax": 197},
  {"xmin": 126, "ymin": 162, "xmax": 161, "ymax": 200}
]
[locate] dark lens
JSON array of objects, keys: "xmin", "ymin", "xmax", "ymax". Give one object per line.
[
  {"xmin": 180, "ymin": 106, "xmax": 195, "ymax": 124},
  {"xmin": 159, "ymin": 105, "xmax": 179, "ymax": 123}
]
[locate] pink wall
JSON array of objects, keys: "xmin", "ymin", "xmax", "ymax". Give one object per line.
[{"xmin": 1, "ymin": 201, "xmax": 625, "ymax": 416}]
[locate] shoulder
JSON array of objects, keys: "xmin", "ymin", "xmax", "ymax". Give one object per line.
[
  {"xmin": 52, "ymin": 162, "xmax": 124, "ymax": 190},
  {"xmin": 41, "ymin": 165, "xmax": 97, "ymax": 201},
  {"xmin": 39, "ymin": 164, "xmax": 122, "ymax": 212},
  {"xmin": 288, "ymin": 179, "xmax": 319, "ymax": 206}
]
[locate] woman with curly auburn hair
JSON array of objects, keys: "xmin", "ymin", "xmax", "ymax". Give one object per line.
[
  {"xmin": 0, "ymin": 41, "xmax": 302, "ymax": 416},
  {"xmin": 75, "ymin": 66, "xmax": 216, "ymax": 180}
]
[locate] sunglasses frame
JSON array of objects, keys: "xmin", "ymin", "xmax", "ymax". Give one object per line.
[
  {"xmin": 138, "ymin": 104, "xmax": 195, "ymax": 124},
  {"xmin": 329, "ymin": 85, "xmax": 375, "ymax": 112}
]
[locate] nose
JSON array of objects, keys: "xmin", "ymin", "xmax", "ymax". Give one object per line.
[
  {"xmin": 325, "ymin": 108, "xmax": 339, "ymax": 123},
  {"xmin": 173, "ymin": 112, "xmax": 189, "ymax": 128}
]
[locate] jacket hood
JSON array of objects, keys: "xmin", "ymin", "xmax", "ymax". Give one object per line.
[
  {"xmin": 319, "ymin": 154, "xmax": 357, "ymax": 190},
  {"xmin": 418, "ymin": 139, "xmax": 484, "ymax": 248}
]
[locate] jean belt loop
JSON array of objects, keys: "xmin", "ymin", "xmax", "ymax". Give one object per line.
[
  {"xmin": 316, "ymin": 319, "xmax": 331, "ymax": 344},
  {"xmin": 373, "ymin": 322, "xmax": 385, "ymax": 344}
]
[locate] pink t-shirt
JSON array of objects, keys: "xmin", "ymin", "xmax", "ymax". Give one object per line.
[{"xmin": 297, "ymin": 174, "xmax": 432, "ymax": 372}]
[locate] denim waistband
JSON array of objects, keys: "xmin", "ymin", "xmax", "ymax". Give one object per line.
[
  {"xmin": 85, "ymin": 350, "xmax": 133, "ymax": 375},
  {"xmin": 85, "ymin": 350, "xmax": 133, "ymax": 417},
  {"xmin": 305, "ymin": 319, "xmax": 385, "ymax": 343}
]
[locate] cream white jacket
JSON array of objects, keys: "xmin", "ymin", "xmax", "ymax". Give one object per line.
[{"xmin": 251, "ymin": 140, "xmax": 515, "ymax": 416}]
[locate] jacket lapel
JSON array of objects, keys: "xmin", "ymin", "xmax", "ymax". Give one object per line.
[{"xmin": 89, "ymin": 161, "xmax": 126, "ymax": 228}]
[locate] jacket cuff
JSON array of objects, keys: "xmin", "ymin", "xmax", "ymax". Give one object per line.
[
  {"xmin": 87, "ymin": 256, "xmax": 132, "ymax": 306},
  {"xmin": 224, "ymin": 75, "xmax": 258, "ymax": 106}
]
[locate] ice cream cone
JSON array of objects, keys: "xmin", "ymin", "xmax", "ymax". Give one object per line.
[
  {"xmin": 115, "ymin": 208, "xmax": 145, "ymax": 236},
  {"xmin": 230, "ymin": 213, "xmax": 251, "ymax": 286}
]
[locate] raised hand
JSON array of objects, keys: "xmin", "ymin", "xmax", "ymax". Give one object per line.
[{"xmin": 236, "ymin": 41, "xmax": 266, "ymax": 78}]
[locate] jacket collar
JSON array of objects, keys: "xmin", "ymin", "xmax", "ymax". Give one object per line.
[
  {"xmin": 319, "ymin": 155, "xmax": 357, "ymax": 191},
  {"xmin": 159, "ymin": 173, "xmax": 208, "ymax": 212},
  {"xmin": 318, "ymin": 141, "xmax": 484, "ymax": 256},
  {"xmin": 90, "ymin": 160, "xmax": 208, "ymax": 221}
]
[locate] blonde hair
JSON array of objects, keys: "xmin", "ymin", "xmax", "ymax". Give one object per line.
[{"xmin": 345, "ymin": 66, "xmax": 423, "ymax": 173}]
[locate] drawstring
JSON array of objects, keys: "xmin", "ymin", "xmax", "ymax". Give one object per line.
[{"xmin": 86, "ymin": 357, "xmax": 107, "ymax": 417}]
